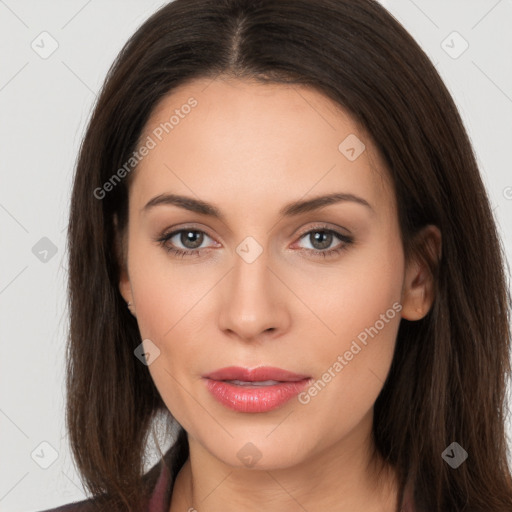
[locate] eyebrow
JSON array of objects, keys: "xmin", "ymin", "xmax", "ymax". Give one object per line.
[{"xmin": 141, "ymin": 192, "xmax": 374, "ymax": 220}]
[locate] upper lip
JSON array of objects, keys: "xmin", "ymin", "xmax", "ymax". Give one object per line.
[{"xmin": 203, "ymin": 366, "xmax": 310, "ymax": 382}]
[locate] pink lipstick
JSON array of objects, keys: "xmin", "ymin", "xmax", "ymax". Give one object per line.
[{"xmin": 203, "ymin": 366, "xmax": 311, "ymax": 413}]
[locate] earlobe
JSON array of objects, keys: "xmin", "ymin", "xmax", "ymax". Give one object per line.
[
  {"xmin": 113, "ymin": 213, "xmax": 136, "ymax": 316},
  {"xmin": 401, "ymin": 225, "xmax": 442, "ymax": 321},
  {"xmin": 118, "ymin": 272, "xmax": 132, "ymax": 304},
  {"xmin": 118, "ymin": 263, "xmax": 137, "ymax": 317}
]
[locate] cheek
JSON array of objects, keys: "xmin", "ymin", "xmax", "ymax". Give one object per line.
[
  {"xmin": 295, "ymin": 292, "xmax": 402, "ymax": 444},
  {"xmin": 329, "ymin": 312, "xmax": 401, "ymax": 409},
  {"xmin": 128, "ymin": 247, "xmax": 209, "ymax": 428},
  {"xmin": 303, "ymin": 228, "xmax": 404, "ymax": 350},
  {"xmin": 127, "ymin": 240, "xmax": 216, "ymax": 410},
  {"xmin": 127, "ymin": 234, "xmax": 207, "ymax": 340},
  {"xmin": 298, "ymin": 234, "xmax": 403, "ymax": 409}
]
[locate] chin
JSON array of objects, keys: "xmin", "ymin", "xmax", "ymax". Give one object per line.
[{"xmin": 196, "ymin": 432, "xmax": 313, "ymax": 471}]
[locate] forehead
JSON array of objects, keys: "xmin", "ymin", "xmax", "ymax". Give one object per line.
[{"xmin": 131, "ymin": 77, "xmax": 394, "ymax": 220}]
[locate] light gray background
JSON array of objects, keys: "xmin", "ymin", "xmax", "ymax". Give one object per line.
[{"xmin": 1, "ymin": 1, "xmax": 511, "ymax": 510}]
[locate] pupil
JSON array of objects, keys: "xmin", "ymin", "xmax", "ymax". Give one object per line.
[
  {"xmin": 313, "ymin": 231, "xmax": 331, "ymax": 250},
  {"xmin": 182, "ymin": 230, "xmax": 203, "ymax": 249}
]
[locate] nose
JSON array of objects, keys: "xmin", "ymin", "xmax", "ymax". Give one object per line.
[{"xmin": 217, "ymin": 248, "xmax": 291, "ymax": 342}]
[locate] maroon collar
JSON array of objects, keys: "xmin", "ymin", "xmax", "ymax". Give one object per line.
[{"xmin": 147, "ymin": 462, "xmax": 172, "ymax": 511}]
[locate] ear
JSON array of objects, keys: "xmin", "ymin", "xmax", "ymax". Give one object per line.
[
  {"xmin": 113, "ymin": 213, "xmax": 133, "ymax": 306},
  {"xmin": 401, "ymin": 224, "xmax": 442, "ymax": 321}
]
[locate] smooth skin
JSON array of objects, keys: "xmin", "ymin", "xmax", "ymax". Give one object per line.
[{"xmin": 118, "ymin": 77, "xmax": 441, "ymax": 512}]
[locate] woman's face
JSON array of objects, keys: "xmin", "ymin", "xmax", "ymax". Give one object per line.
[{"xmin": 119, "ymin": 77, "xmax": 428, "ymax": 470}]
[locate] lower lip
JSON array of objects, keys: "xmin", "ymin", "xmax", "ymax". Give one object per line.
[{"xmin": 204, "ymin": 378, "xmax": 311, "ymax": 413}]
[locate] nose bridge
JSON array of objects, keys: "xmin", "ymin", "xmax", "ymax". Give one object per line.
[
  {"xmin": 219, "ymin": 236, "xmax": 288, "ymax": 339},
  {"xmin": 232, "ymin": 237, "xmax": 274, "ymax": 311},
  {"xmin": 233, "ymin": 238, "xmax": 270, "ymax": 296}
]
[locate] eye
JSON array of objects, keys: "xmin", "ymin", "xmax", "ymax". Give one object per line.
[
  {"xmin": 294, "ymin": 225, "xmax": 354, "ymax": 259},
  {"xmin": 156, "ymin": 228, "xmax": 217, "ymax": 258},
  {"xmin": 156, "ymin": 224, "xmax": 354, "ymax": 259}
]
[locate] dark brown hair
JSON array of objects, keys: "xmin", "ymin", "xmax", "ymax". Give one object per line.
[{"xmin": 66, "ymin": 0, "xmax": 512, "ymax": 510}]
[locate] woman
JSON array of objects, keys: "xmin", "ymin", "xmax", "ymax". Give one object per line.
[{"xmin": 38, "ymin": 0, "xmax": 512, "ymax": 511}]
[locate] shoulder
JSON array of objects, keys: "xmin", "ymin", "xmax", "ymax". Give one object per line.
[
  {"xmin": 33, "ymin": 460, "xmax": 172, "ymax": 512},
  {"xmin": 34, "ymin": 496, "xmax": 100, "ymax": 512}
]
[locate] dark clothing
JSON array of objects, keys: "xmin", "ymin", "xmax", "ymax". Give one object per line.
[{"xmin": 35, "ymin": 462, "xmax": 172, "ymax": 512}]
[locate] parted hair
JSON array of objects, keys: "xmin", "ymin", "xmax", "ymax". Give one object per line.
[{"xmin": 66, "ymin": 0, "xmax": 512, "ymax": 510}]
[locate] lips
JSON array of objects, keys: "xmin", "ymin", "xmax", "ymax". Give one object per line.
[
  {"xmin": 202, "ymin": 366, "xmax": 311, "ymax": 413},
  {"xmin": 203, "ymin": 366, "xmax": 310, "ymax": 383}
]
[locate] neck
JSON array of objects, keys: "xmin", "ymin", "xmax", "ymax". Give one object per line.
[{"xmin": 169, "ymin": 412, "xmax": 400, "ymax": 512}]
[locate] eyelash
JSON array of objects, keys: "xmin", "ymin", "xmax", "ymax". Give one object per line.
[{"xmin": 156, "ymin": 224, "xmax": 354, "ymax": 260}]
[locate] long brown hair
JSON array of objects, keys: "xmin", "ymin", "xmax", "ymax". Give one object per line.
[{"xmin": 66, "ymin": 0, "xmax": 512, "ymax": 510}]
